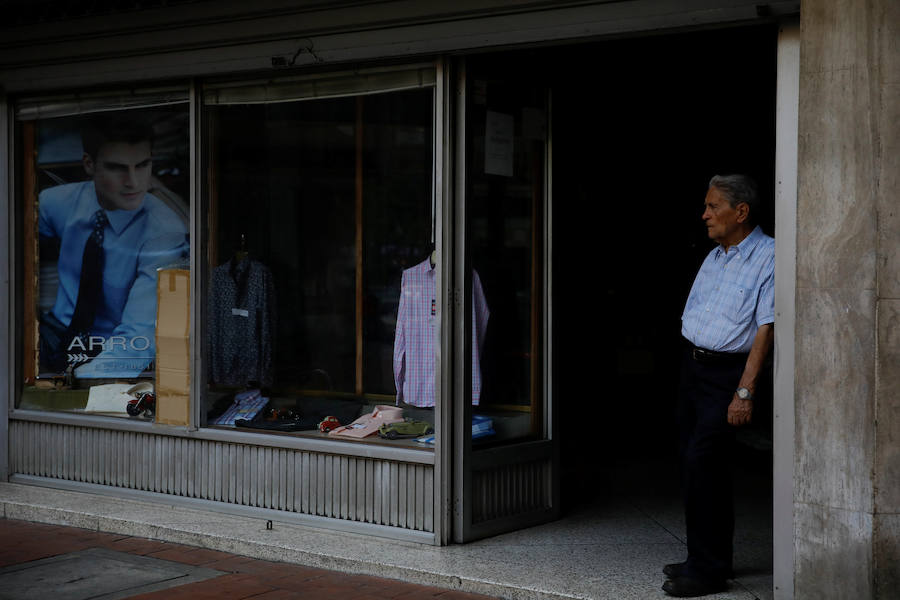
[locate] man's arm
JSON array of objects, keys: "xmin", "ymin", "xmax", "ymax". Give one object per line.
[{"xmin": 727, "ymin": 322, "xmax": 774, "ymax": 426}]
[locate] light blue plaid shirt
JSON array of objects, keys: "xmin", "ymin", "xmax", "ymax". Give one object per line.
[{"xmin": 681, "ymin": 226, "xmax": 775, "ymax": 353}]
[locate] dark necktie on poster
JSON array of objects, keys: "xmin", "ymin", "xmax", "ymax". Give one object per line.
[{"xmin": 67, "ymin": 209, "xmax": 108, "ymax": 343}]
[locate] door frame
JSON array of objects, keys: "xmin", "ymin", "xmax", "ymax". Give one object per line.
[
  {"xmin": 451, "ymin": 57, "xmax": 559, "ymax": 543},
  {"xmin": 773, "ymin": 18, "xmax": 800, "ymax": 600}
]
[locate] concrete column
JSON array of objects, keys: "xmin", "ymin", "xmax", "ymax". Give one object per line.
[{"xmin": 795, "ymin": 0, "xmax": 900, "ymax": 598}]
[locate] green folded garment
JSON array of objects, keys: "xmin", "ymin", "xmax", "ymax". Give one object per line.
[{"xmin": 378, "ymin": 419, "xmax": 434, "ymax": 439}]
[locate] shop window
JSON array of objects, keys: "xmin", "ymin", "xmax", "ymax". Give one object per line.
[
  {"xmin": 466, "ymin": 60, "xmax": 548, "ymax": 446},
  {"xmin": 16, "ymin": 90, "xmax": 192, "ymax": 423},
  {"xmin": 203, "ymin": 66, "xmax": 439, "ymax": 447}
]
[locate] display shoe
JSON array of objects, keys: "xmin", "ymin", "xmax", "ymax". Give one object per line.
[{"xmin": 662, "ymin": 575, "xmax": 727, "ymax": 597}]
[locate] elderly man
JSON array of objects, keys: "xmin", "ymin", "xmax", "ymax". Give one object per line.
[{"xmin": 663, "ymin": 175, "xmax": 775, "ymax": 597}]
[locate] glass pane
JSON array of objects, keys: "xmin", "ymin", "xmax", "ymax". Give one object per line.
[
  {"xmin": 205, "ymin": 85, "xmax": 436, "ymax": 447},
  {"xmin": 21, "ymin": 105, "xmax": 191, "ymax": 422},
  {"xmin": 467, "ymin": 61, "xmax": 547, "ymax": 446}
]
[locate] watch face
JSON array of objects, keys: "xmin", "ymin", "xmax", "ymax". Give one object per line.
[{"xmin": 737, "ymin": 388, "xmax": 751, "ymax": 400}]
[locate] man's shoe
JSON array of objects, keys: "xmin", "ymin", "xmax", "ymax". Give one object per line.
[
  {"xmin": 663, "ymin": 562, "xmax": 687, "ymax": 578},
  {"xmin": 662, "ymin": 576, "xmax": 727, "ymax": 597},
  {"xmin": 663, "ymin": 562, "xmax": 734, "ymax": 580}
]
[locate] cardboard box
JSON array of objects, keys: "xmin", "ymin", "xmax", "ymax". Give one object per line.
[{"xmin": 155, "ymin": 269, "xmax": 190, "ymax": 426}]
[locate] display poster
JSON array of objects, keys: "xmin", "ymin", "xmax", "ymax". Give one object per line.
[
  {"xmin": 484, "ymin": 110, "xmax": 514, "ymax": 177},
  {"xmin": 35, "ymin": 108, "xmax": 190, "ymax": 379}
]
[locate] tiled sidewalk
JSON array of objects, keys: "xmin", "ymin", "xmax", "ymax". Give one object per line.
[{"xmin": 0, "ymin": 518, "xmax": 499, "ymax": 600}]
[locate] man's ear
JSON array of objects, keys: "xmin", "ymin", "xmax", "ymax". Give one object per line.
[
  {"xmin": 82, "ymin": 153, "xmax": 95, "ymax": 176},
  {"xmin": 735, "ymin": 202, "xmax": 750, "ymax": 223}
]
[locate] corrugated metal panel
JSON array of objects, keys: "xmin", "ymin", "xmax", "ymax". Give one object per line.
[
  {"xmin": 471, "ymin": 458, "xmax": 551, "ymax": 524},
  {"xmin": 8, "ymin": 420, "xmax": 433, "ymax": 532}
]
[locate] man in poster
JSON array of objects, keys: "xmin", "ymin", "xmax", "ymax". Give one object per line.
[{"xmin": 38, "ymin": 115, "xmax": 188, "ymax": 378}]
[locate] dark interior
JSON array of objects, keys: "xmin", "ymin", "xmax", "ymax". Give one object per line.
[{"xmin": 549, "ymin": 25, "xmax": 778, "ymax": 506}]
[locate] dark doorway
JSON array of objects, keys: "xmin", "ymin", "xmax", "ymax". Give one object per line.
[{"xmin": 549, "ymin": 25, "xmax": 777, "ymax": 509}]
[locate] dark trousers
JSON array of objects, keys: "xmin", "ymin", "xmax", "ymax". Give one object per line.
[{"xmin": 677, "ymin": 346, "xmax": 745, "ymax": 581}]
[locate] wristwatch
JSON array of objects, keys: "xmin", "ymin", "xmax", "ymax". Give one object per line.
[{"xmin": 736, "ymin": 387, "xmax": 753, "ymax": 401}]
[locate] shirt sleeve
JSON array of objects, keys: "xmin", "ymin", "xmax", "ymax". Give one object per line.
[
  {"xmin": 259, "ymin": 264, "xmax": 277, "ymax": 387},
  {"xmin": 38, "ymin": 185, "xmax": 69, "ymax": 241},
  {"xmin": 472, "ymin": 269, "xmax": 490, "ymax": 353},
  {"xmin": 393, "ymin": 270, "xmax": 408, "ymax": 403},
  {"xmin": 755, "ymin": 254, "xmax": 775, "ymax": 327},
  {"xmin": 208, "ymin": 268, "xmax": 222, "ymax": 383}
]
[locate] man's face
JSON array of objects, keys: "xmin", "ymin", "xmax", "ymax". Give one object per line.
[
  {"xmin": 702, "ymin": 186, "xmax": 746, "ymax": 247},
  {"xmin": 83, "ymin": 141, "xmax": 152, "ymax": 211}
]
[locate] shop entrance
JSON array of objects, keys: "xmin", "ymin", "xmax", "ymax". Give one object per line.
[
  {"xmin": 453, "ymin": 24, "xmax": 778, "ymax": 562},
  {"xmin": 550, "ymin": 24, "xmax": 778, "ymax": 585}
]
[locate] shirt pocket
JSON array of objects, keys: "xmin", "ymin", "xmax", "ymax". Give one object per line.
[{"xmin": 723, "ymin": 283, "xmax": 754, "ymax": 326}]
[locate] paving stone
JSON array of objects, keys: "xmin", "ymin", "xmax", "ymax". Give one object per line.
[
  {"xmin": 249, "ymin": 590, "xmax": 308, "ymax": 600},
  {"xmin": 0, "ymin": 519, "xmax": 499, "ymax": 600},
  {"xmin": 0, "ymin": 547, "xmax": 223, "ymax": 600}
]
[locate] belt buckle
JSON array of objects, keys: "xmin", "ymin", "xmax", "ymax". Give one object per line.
[{"xmin": 692, "ymin": 348, "xmax": 706, "ymax": 362}]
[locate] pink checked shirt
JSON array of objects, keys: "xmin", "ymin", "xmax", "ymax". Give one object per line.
[{"xmin": 393, "ymin": 258, "xmax": 490, "ymax": 407}]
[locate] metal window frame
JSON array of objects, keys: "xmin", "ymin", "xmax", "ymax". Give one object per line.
[
  {"xmin": 190, "ymin": 59, "xmax": 443, "ymax": 454},
  {"xmin": 1, "ymin": 92, "xmax": 10, "ymax": 482},
  {"xmin": 433, "ymin": 56, "xmax": 454, "ymax": 546},
  {"xmin": 450, "ymin": 56, "xmax": 557, "ymax": 544}
]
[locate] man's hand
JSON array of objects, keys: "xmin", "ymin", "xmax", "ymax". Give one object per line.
[
  {"xmin": 727, "ymin": 395, "xmax": 753, "ymax": 426},
  {"xmin": 729, "ymin": 323, "xmax": 773, "ymax": 427}
]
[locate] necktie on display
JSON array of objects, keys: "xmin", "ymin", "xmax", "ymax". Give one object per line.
[{"xmin": 67, "ymin": 209, "xmax": 108, "ymax": 341}]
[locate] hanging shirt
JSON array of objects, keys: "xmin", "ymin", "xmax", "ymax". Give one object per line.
[
  {"xmin": 208, "ymin": 257, "xmax": 277, "ymax": 387},
  {"xmin": 393, "ymin": 258, "xmax": 489, "ymax": 407},
  {"xmin": 681, "ymin": 225, "xmax": 775, "ymax": 353},
  {"xmin": 39, "ymin": 181, "xmax": 189, "ymax": 378}
]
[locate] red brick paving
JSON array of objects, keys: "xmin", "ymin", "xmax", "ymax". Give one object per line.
[{"xmin": 0, "ymin": 518, "xmax": 501, "ymax": 600}]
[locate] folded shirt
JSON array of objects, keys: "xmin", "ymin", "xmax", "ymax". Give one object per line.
[{"xmin": 329, "ymin": 405, "xmax": 404, "ymax": 438}]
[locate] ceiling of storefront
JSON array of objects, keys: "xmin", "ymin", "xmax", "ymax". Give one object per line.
[
  {"xmin": 0, "ymin": 0, "xmax": 212, "ymax": 29},
  {"xmin": 0, "ymin": 0, "xmax": 798, "ymax": 94}
]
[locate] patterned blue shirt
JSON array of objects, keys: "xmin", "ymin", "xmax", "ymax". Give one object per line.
[
  {"xmin": 39, "ymin": 181, "xmax": 189, "ymax": 378},
  {"xmin": 681, "ymin": 226, "xmax": 775, "ymax": 353}
]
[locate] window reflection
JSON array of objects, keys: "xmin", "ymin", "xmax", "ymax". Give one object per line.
[
  {"xmin": 206, "ymin": 87, "xmax": 435, "ymax": 446},
  {"xmin": 467, "ymin": 66, "xmax": 548, "ymax": 445}
]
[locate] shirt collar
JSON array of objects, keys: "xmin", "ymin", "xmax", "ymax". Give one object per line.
[
  {"xmin": 417, "ymin": 256, "xmax": 436, "ymax": 274},
  {"xmin": 85, "ymin": 182, "xmax": 146, "ymax": 234},
  {"xmin": 105, "ymin": 205, "xmax": 144, "ymax": 234},
  {"xmin": 715, "ymin": 225, "xmax": 764, "ymax": 260}
]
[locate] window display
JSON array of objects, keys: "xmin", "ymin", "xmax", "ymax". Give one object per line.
[
  {"xmin": 393, "ymin": 256, "xmax": 489, "ymax": 407},
  {"xmin": 18, "ymin": 98, "xmax": 191, "ymax": 420},
  {"xmin": 204, "ymin": 67, "xmax": 438, "ymax": 447},
  {"xmin": 15, "ymin": 66, "xmax": 447, "ymax": 443},
  {"xmin": 208, "ymin": 254, "xmax": 277, "ymax": 387}
]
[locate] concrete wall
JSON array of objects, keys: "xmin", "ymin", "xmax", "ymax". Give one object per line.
[{"xmin": 795, "ymin": 0, "xmax": 899, "ymax": 597}]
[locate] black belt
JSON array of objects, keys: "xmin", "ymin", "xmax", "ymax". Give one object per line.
[{"xmin": 684, "ymin": 341, "xmax": 748, "ymax": 366}]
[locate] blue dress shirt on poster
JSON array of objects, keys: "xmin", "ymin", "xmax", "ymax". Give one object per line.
[{"xmin": 39, "ymin": 181, "xmax": 189, "ymax": 378}]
